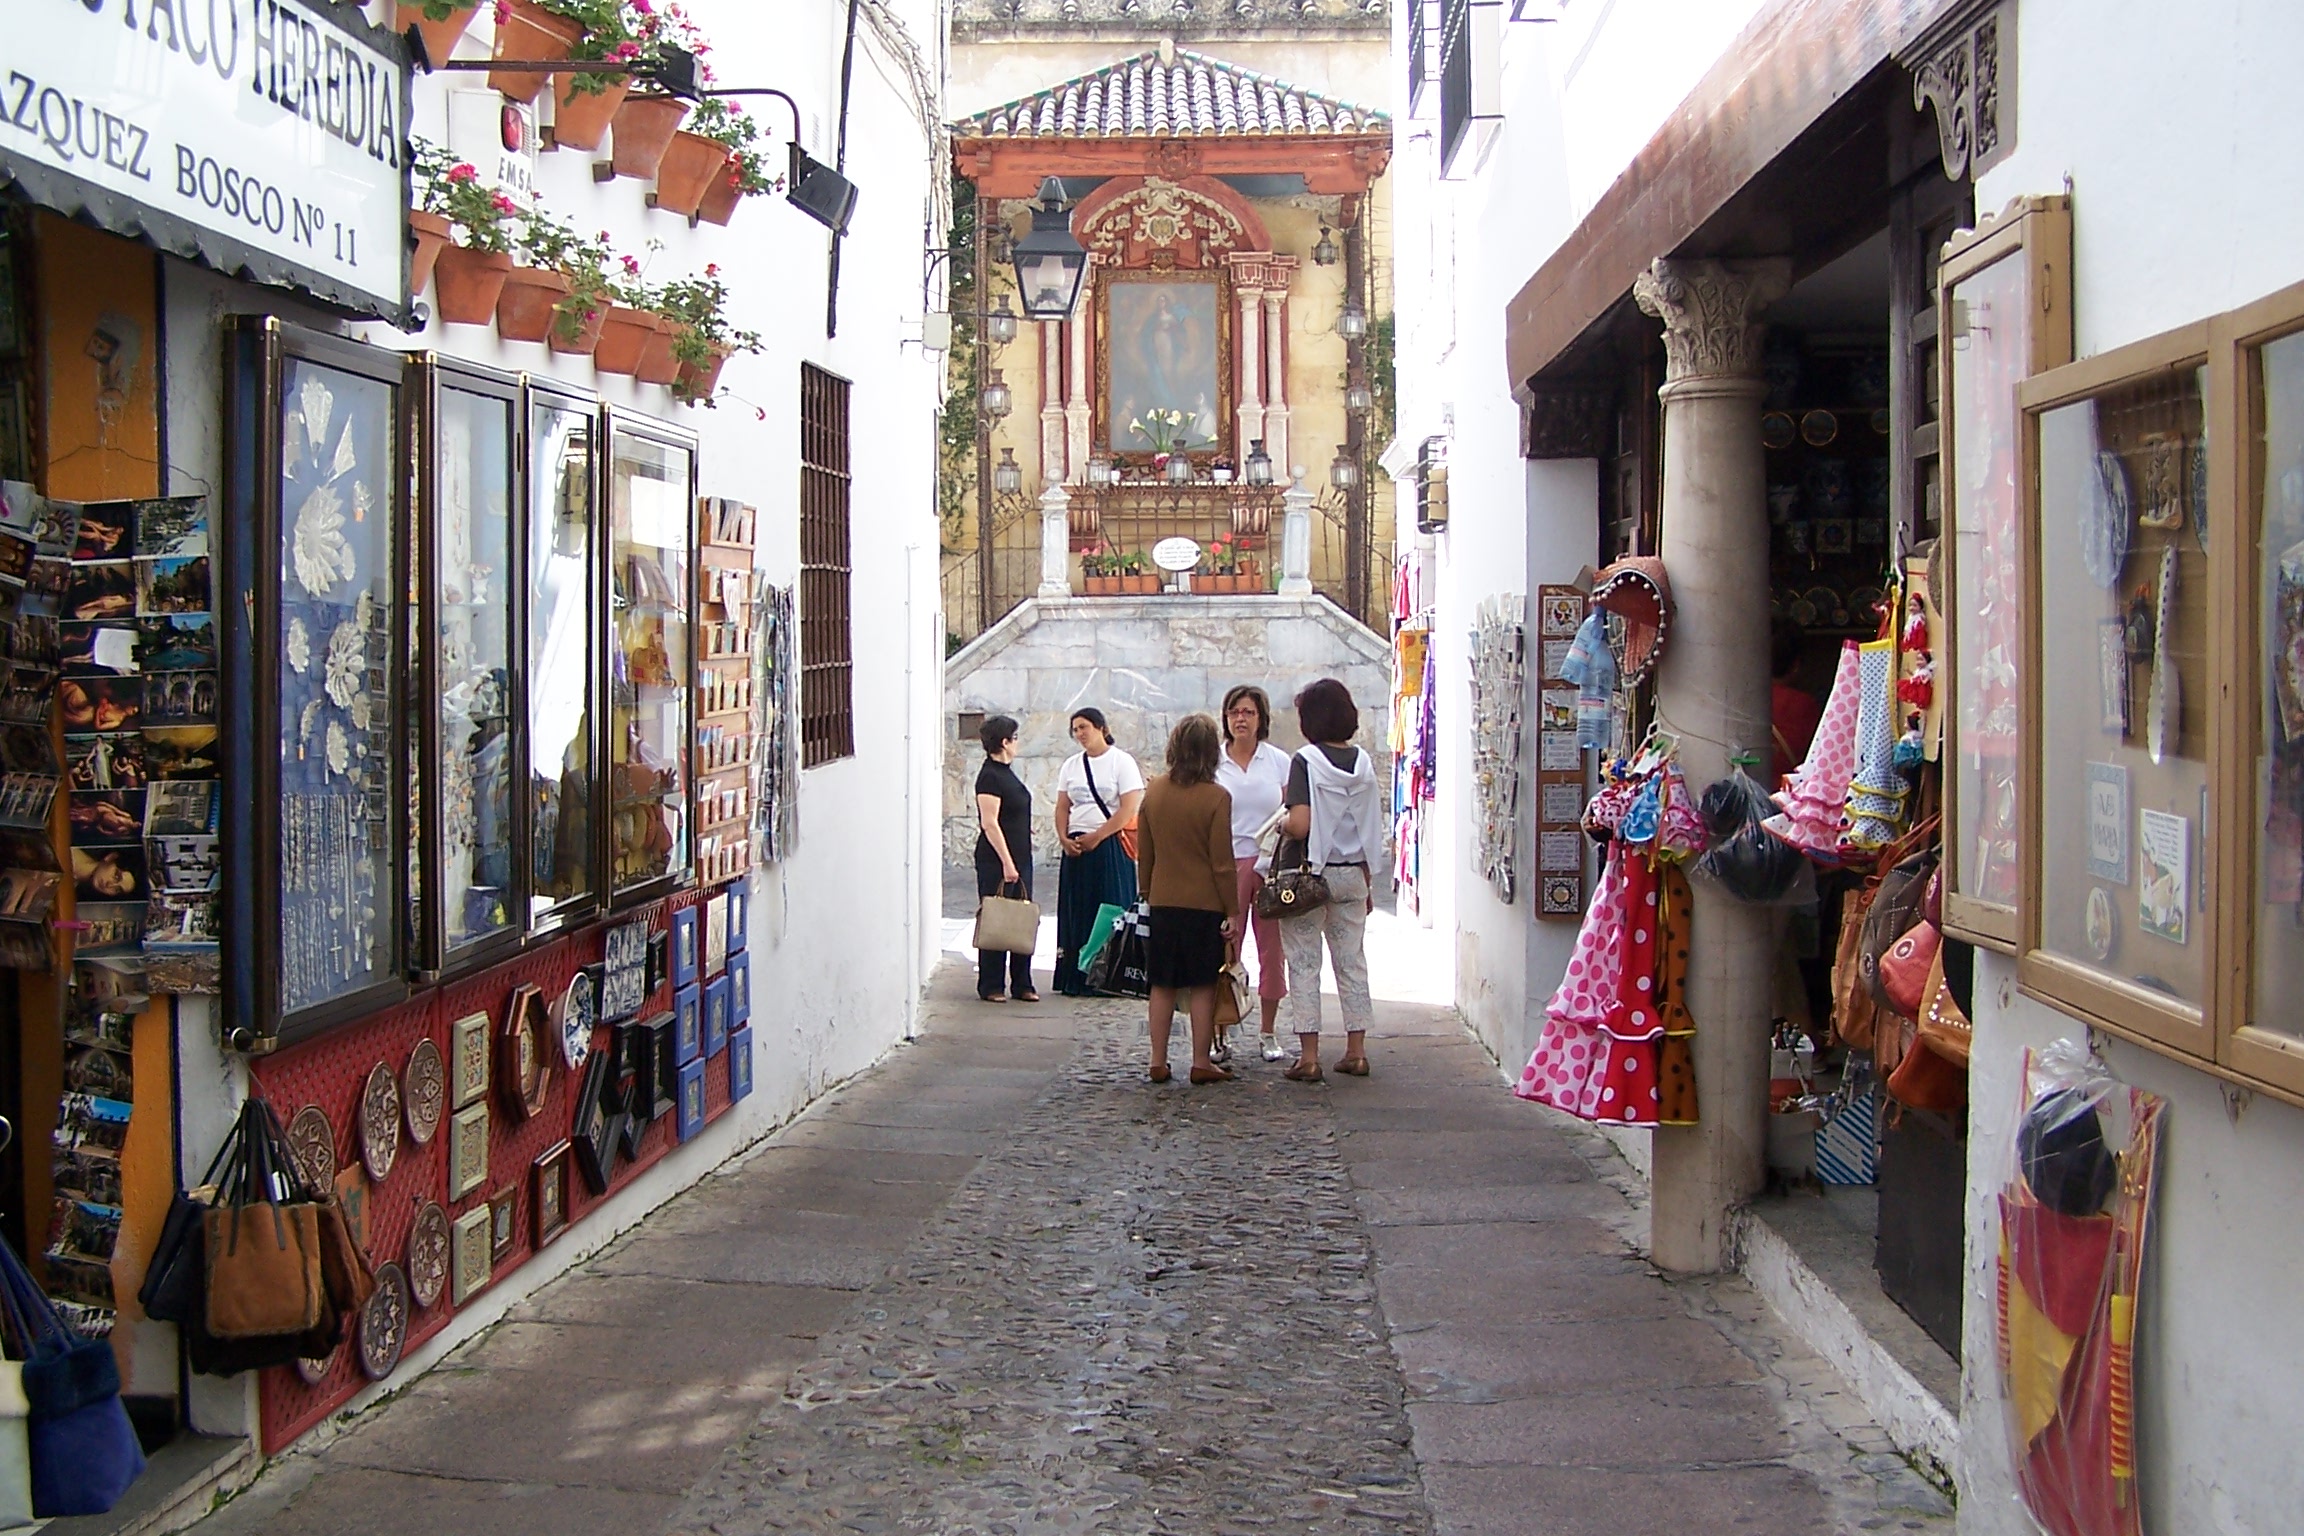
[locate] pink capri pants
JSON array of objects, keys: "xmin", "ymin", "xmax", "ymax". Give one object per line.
[{"xmin": 1234, "ymin": 862, "xmax": 1288, "ymax": 1004}]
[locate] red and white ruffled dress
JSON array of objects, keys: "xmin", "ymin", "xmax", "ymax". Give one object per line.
[{"xmin": 1515, "ymin": 842, "xmax": 1663, "ymax": 1124}]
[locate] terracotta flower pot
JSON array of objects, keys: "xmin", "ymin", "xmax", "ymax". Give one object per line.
[
  {"xmin": 1085, "ymin": 576, "xmax": 1117, "ymax": 596},
  {"xmin": 496, "ymin": 264, "xmax": 572, "ymax": 343},
  {"xmin": 594, "ymin": 306, "xmax": 663, "ymax": 376},
  {"xmin": 675, "ymin": 343, "xmax": 732, "ymax": 402},
  {"xmin": 550, "ymin": 72, "xmax": 630, "ymax": 152},
  {"xmin": 652, "ymin": 132, "xmax": 731, "ymax": 218},
  {"xmin": 696, "ymin": 165, "xmax": 744, "ymax": 227},
  {"xmin": 635, "ymin": 321, "xmax": 685, "ymax": 386},
  {"xmin": 548, "ymin": 297, "xmax": 609, "ymax": 356},
  {"xmin": 488, "ymin": 0, "xmax": 581, "ymax": 105},
  {"xmin": 396, "ymin": 2, "xmax": 479, "ymax": 67},
  {"xmin": 432, "ymin": 244, "xmax": 513, "ymax": 326},
  {"xmin": 408, "ymin": 208, "xmax": 452, "ymax": 299},
  {"xmin": 610, "ymin": 94, "xmax": 689, "ymax": 181}
]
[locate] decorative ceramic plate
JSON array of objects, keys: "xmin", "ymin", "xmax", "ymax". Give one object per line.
[
  {"xmin": 2083, "ymin": 449, "xmax": 2133, "ymax": 589},
  {"xmin": 359, "ymin": 1262, "xmax": 410, "ymax": 1381},
  {"xmin": 557, "ymin": 968, "xmax": 597, "ymax": 1070},
  {"xmin": 2085, "ymin": 886, "xmax": 2117, "ymax": 961},
  {"xmin": 407, "ymin": 1201, "xmax": 450, "ymax": 1310},
  {"xmin": 403, "ymin": 1037, "xmax": 445, "ymax": 1146},
  {"xmin": 295, "ymin": 1349, "xmax": 336, "ymax": 1386},
  {"xmin": 1799, "ymin": 409, "xmax": 1839, "ymax": 446},
  {"xmin": 1761, "ymin": 411, "xmax": 1796, "ymax": 450},
  {"xmin": 359, "ymin": 1062, "xmax": 400, "ymax": 1182},
  {"xmin": 285, "ymin": 1105, "xmax": 337, "ymax": 1197}
]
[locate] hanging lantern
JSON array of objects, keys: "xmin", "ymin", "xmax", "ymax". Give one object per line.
[
  {"xmin": 1011, "ymin": 177, "xmax": 1089, "ymax": 322},
  {"xmin": 1166, "ymin": 453, "xmax": 1195, "ymax": 484},
  {"xmin": 1244, "ymin": 438, "xmax": 1274, "ymax": 487},
  {"xmin": 985, "ymin": 293, "xmax": 1019, "ymax": 346},
  {"xmin": 1312, "ymin": 225, "xmax": 1339, "ymax": 267},
  {"xmin": 1330, "ymin": 447, "xmax": 1361, "ymax": 489},
  {"xmin": 1345, "ymin": 370, "xmax": 1373, "ymax": 415},
  {"xmin": 980, "ymin": 368, "xmax": 1012, "ymax": 420},
  {"xmin": 993, "ymin": 447, "xmax": 1022, "ymax": 493},
  {"xmin": 1337, "ymin": 299, "xmax": 1368, "ymax": 341}
]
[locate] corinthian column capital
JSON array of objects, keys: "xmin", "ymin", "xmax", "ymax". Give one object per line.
[{"xmin": 1633, "ymin": 257, "xmax": 1791, "ymax": 385}]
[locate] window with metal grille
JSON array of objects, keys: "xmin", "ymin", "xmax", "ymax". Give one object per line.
[
  {"xmin": 799, "ymin": 363, "xmax": 854, "ymax": 767},
  {"xmin": 1439, "ymin": 0, "xmax": 1473, "ymax": 167},
  {"xmin": 1409, "ymin": 0, "xmax": 1433, "ymax": 115}
]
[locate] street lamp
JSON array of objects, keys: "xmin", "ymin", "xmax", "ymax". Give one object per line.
[
  {"xmin": 1337, "ymin": 297, "xmax": 1369, "ymax": 341},
  {"xmin": 1012, "ymin": 178, "xmax": 1090, "ymax": 322},
  {"xmin": 986, "ymin": 293, "xmax": 1020, "ymax": 345},
  {"xmin": 1312, "ymin": 225, "xmax": 1339, "ymax": 267},
  {"xmin": 1330, "ymin": 446, "xmax": 1362, "ymax": 489},
  {"xmin": 1244, "ymin": 439, "xmax": 1274, "ymax": 487},
  {"xmin": 981, "ymin": 369, "xmax": 1012, "ymax": 420},
  {"xmin": 1344, "ymin": 370, "xmax": 1373, "ymax": 415},
  {"xmin": 1166, "ymin": 453, "xmax": 1195, "ymax": 484},
  {"xmin": 993, "ymin": 447, "xmax": 1023, "ymax": 493}
]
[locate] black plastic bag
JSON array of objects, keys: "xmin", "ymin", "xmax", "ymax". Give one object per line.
[
  {"xmin": 1694, "ymin": 768, "xmax": 1816, "ymax": 905},
  {"xmin": 1087, "ymin": 902, "xmax": 1152, "ymax": 998}
]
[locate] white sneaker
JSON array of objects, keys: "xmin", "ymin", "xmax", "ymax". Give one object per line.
[{"xmin": 1260, "ymin": 1034, "xmax": 1285, "ymax": 1062}]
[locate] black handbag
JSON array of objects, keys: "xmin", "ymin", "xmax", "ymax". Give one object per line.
[
  {"xmin": 1254, "ymin": 836, "xmax": 1331, "ymax": 919},
  {"xmin": 1085, "ymin": 902, "xmax": 1151, "ymax": 998}
]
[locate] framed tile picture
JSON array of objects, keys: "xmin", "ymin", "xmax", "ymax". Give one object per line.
[
  {"xmin": 447, "ymin": 1102, "xmax": 490, "ymax": 1201},
  {"xmin": 532, "ymin": 1141, "xmax": 570, "ymax": 1247},
  {"xmin": 674, "ymin": 983, "xmax": 701, "ymax": 1064},
  {"xmin": 727, "ymin": 883, "xmax": 746, "ymax": 954},
  {"xmin": 728, "ymin": 1025, "xmax": 753, "ymax": 1102},
  {"xmin": 728, "ymin": 952, "xmax": 750, "ymax": 1025},
  {"xmin": 641, "ymin": 1012, "xmax": 678, "ymax": 1119},
  {"xmin": 704, "ymin": 891, "xmax": 728, "ymax": 978},
  {"xmin": 676, "ymin": 1056, "xmax": 706, "ymax": 1142},
  {"xmin": 670, "ymin": 905, "xmax": 698, "ymax": 990},
  {"xmin": 703, "ymin": 974, "xmax": 730, "ymax": 1057},
  {"xmin": 450, "ymin": 1205, "xmax": 492, "ymax": 1304},
  {"xmin": 449, "ymin": 1011, "xmax": 490, "ymax": 1108},
  {"xmin": 488, "ymin": 1187, "xmax": 519, "ymax": 1264}
]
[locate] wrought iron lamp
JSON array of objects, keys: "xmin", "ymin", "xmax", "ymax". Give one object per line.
[
  {"xmin": 993, "ymin": 448, "xmax": 1023, "ymax": 493},
  {"xmin": 1244, "ymin": 439, "xmax": 1275, "ymax": 486},
  {"xmin": 1312, "ymin": 225, "xmax": 1340, "ymax": 267},
  {"xmin": 981, "ymin": 369, "xmax": 1013, "ymax": 420},
  {"xmin": 1087, "ymin": 454, "xmax": 1113, "ymax": 487},
  {"xmin": 1012, "ymin": 178, "xmax": 1090, "ymax": 322},
  {"xmin": 1344, "ymin": 370, "xmax": 1374, "ymax": 415},
  {"xmin": 1166, "ymin": 453, "xmax": 1195, "ymax": 484},
  {"xmin": 1337, "ymin": 298, "xmax": 1369, "ymax": 341},
  {"xmin": 985, "ymin": 294, "xmax": 1020, "ymax": 345},
  {"xmin": 1330, "ymin": 446, "xmax": 1362, "ymax": 490}
]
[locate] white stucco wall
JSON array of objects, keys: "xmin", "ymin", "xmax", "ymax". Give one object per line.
[
  {"xmin": 156, "ymin": 0, "xmax": 944, "ymax": 1448},
  {"xmin": 1957, "ymin": 5, "xmax": 2304, "ymax": 1532}
]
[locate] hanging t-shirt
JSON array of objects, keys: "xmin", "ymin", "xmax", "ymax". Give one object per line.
[{"xmin": 1056, "ymin": 746, "xmax": 1145, "ymax": 836}]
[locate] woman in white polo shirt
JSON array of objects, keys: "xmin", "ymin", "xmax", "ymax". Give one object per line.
[
  {"xmin": 1052, "ymin": 707, "xmax": 1146, "ymax": 996},
  {"xmin": 1215, "ymin": 684, "xmax": 1292, "ymax": 1057}
]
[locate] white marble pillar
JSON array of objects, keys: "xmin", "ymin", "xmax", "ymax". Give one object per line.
[
  {"xmin": 1038, "ymin": 320, "xmax": 1066, "ymax": 484},
  {"xmin": 1064, "ymin": 266, "xmax": 1095, "ymax": 479},
  {"xmin": 1278, "ymin": 472, "xmax": 1313, "ymax": 596},
  {"xmin": 1262, "ymin": 281, "xmax": 1292, "ymax": 475},
  {"xmin": 1037, "ymin": 483, "xmax": 1073, "ymax": 597},
  {"xmin": 1235, "ymin": 281, "xmax": 1264, "ymax": 455},
  {"xmin": 1633, "ymin": 255, "xmax": 1791, "ymax": 1276}
]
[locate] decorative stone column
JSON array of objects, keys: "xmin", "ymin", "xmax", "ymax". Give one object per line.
[
  {"xmin": 1632, "ymin": 255, "xmax": 1790, "ymax": 1276},
  {"xmin": 1235, "ymin": 277, "xmax": 1265, "ymax": 454},
  {"xmin": 1038, "ymin": 319, "xmax": 1066, "ymax": 484},
  {"xmin": 1262, "ymin": 281, "xmax": 1293, "ymax": 475},
  {"xmin": 1038, "ymin": 483, "xmax": 1073, "ymax": 598},
  {"xmin": 1065, "ymin": 276, "xmax": 1095, "ymax": 479},
  {"xmin": 1277, "ymin": 471, "xmax": 1314, "ymax": 596}
]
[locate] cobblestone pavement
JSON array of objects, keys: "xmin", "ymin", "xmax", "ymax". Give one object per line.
[{"xmin": 189, "ymin": 958, "xmax": 1953, "ymax": 1536}]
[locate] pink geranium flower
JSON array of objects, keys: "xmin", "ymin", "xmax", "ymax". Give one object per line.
[{"xmin": 447, "ymin": 163, "xmax": 479, "ymax": 184}]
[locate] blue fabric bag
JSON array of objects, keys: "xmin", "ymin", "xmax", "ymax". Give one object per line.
[{"xmin": 0, "ymin": 1229, "xmax": 144, "ymax": 1517}]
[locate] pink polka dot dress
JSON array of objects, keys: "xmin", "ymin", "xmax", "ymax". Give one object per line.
[{"xmin": 1516, "ymin": 842, "xmax": 1664, "ymax": 1125}]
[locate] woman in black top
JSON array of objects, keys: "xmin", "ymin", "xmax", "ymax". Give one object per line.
[{"xmin": 974, "ymin": 715, "xmax": 1039, "ymax": 1001}]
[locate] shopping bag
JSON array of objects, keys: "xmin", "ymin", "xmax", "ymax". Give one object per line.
[
  {"xmin": 0, "ymin": 1362, "xmax": 30, "ymax": 1530},
  {"xmin": 1078, "ymin": 902, "xmax": 1127, "ymax": 970},
  {"xmin": 972, "ymin": 883, "xmax": 1040, "ymax": 955},
  {"xmin": 1086, "ymin": 904, "xmax": 1151, "ymax": 998},
  {"xmin": 201, "ymin": 1100, "xmax": 327, "ymax": 1341},
  {"xmin": 0, "ymin": 1229, "xmax": 144, "ymax": 1518},
  {"xmin": 1213, "ymin": 960, "xmax": 1251, "ymax": 1031}
]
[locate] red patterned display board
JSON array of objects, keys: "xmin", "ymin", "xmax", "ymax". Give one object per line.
[{"xmin": 246, "ymin": 887, "xmax": 733, "ymax": 1453}]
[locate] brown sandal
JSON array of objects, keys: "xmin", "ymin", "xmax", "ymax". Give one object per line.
[
  {"xmin": 1189, "ymin": 1064, "xmax": 1234, "ymax": 1084},
  {"xmin": 1282, "ymin": 1061, "xmax": 1324, "ymax": 1082},
  {"xmin": 1148, "ymin": 1064, "xmax": 1172, "ymax": 1083},
  {"xmin": 1335, "ymin": 1057, "xmax": 1370, "ymax": 1076}
]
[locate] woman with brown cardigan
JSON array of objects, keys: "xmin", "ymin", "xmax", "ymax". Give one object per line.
[{"xmin": 1136, "ymin": 714, "xmax": 1240, "ymax": 1084}]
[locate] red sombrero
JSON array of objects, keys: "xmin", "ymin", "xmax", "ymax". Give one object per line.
[{"xmin": 1590, "ymin": 556, "xmax": 1675, "ymax": 686}]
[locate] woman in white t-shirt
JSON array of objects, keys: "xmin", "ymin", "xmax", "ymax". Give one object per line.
[
  {"xmin": 1053, "ymin": 707, "xmax": 1146, "ymax": 995},
  {"xmin": 1277, "ymin": 679, "xmax": 1385, "ymax": 1081},
  {"xmin": 1214, "ymin": 684, "xmax": 1293, "ymax": 1054}
]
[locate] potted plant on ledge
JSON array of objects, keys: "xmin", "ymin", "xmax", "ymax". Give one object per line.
[
  {"xmin": 395, "ymin": 0, "xmax": 482, "ymax": 67},
  {"xmin": 657, "ymin": 265, "xmax": 761, "ymax": 404},
  {"xmin": 489, "ymin": 0, "xmax": 586, "ymax": 105},
  {"xmin": 681, "ymin": 97, "xmax": 778, "ymax": 226},
  {"xmin": 596, "ymin": 243, "xmax": 669, "ymax": 377},
  {"xmin": 415, "ymin": 140, "xmax": 520, "ymax": 326},
  {"xmin": 1200, "ymin": 532, "xmax": 1261, "ymax": 593},
  {"xmin": 506, "ymin": 207, "xmax": 615, "ymax": 353}
]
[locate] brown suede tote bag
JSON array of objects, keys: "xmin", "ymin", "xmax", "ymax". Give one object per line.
[{"xmin": 202, "ymin": 1101, "xmax": 328, "ymax": 1340}]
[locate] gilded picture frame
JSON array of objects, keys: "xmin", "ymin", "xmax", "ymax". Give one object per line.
[{"xmin": 1096, "ymin": 270, "xmax": 1233, "ymax": 466}]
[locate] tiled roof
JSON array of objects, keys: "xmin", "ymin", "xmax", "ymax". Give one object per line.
[{"xmin": 951, "ymin": 49, "xmax": 1389, "ymax": 138}]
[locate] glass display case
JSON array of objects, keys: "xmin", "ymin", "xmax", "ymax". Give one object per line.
[
  {"xmin": 422, "ymin": 363, "xmax": 519, "ymax": 968},
  {"xmin": 2021, "ymin": 329, "xmax": 2215, "ymax": 1060},
  {"xmin": 1939, "ymin": 197, "xmax": 2070, "ymax": 950},
  {"xmin": 527, "ymin": 388, "xmax": 599, "ymax": 928},
  {"xmin": 606, "ymin": 420, "xmax": 694, "ymax": 900},
  {"xmin": 223, "ymin": 320, "xmax": 409, "ymax": 1041}
]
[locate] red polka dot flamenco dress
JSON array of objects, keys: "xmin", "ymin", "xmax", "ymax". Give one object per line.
[{"xmin": 1515, "ymin": 840, "xmax": 1665, "ymax": 1125}]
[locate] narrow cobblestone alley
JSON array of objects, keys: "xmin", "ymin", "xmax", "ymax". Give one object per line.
[{"xmin": 181, "ymin": 948, "xmax": 1952, "ymax": 1536}]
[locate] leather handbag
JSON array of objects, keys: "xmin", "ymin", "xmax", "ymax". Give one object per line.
[
  {"xmin": 1213, "ymin": 960, "xmax": 1251, "ymax": 1031},
  {"xmin": 1916, "ymin": 948, "xmax": 1973, "ymax": 1067},
  {"xmin": 972, "ymin": 882, "xmax": 1040, "ymax": 955},
  {"xmin": 1861, "ymin": 847, "xmax": 1938, "ymax": 1013},
  {"xmin": 202, "ymin": 1101, "xmax": 328, "ymax": 1341},
  {"xmin": 1877, "ymin": 920, "xmax": 1942, "ymax": 1019},
  {"xmin": 1255, "ymin": 837, "xmax": 1331, "ymax": 919}
]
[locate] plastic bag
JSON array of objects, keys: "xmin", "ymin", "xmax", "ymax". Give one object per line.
[
  {"xmin": 1085, "ymin": 902, "xmax": 1151, "ymax": 999},
  {"xmin": 1995, "ymin": 1040, "xmax": 2166, "ymax": 1536},
  {"xmin": 1693, "ymin": 768, "xmax": 1816, "ymax": 905}
]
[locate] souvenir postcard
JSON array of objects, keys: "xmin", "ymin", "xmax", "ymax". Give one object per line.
[
  {"xmin": 75, "ymin": 901, "xmax": 146, "ymax": 955},
  {"xmin": 138, "ymin": 615, "xmax": 215, "ymax": 673},
  {"xmin": 60, "ymin": 623, "xmax": 140, "ymax": 676},
  {"xmin": 65, "ymin": 560, "xmax": 133, "ymax": 622},
  {"xmin": 142, "ymin": 670, "xmax": 217, "ymax": 727},
  {"xmin": 59, "ymin": 675, "xmax": 138, "ymax": 733},
  {"xmin": 133, "ymin": 497, "xmax": 209, "ymax": 560},
  {"xmin": 31, "ymin": 498, "xmax": 80, "ymax": 560},
  {"xmin": 71, "ymin": 843, "xmax": 145, "ymax": 902},
  {"xmin": 66, "ymin": 733, "xmax": 144, "ymax": 790},
  {"xmin": 145, "ymin": 779, "xmax": 218, "ymax": 836},
  {"xmin": 144, "ymin": 891, "xmax": 220, "ymax": 945},
  {"xmin": 136, "ymin": 555, "xmax": 210, "ymax": 617},
  {"xmin": 143, "ymin": 726, "xmax": 219, "ymax": 780},
  {"xmin": 2139, "ymin": 808, "xmax": 2191, "ymax": 945},
  {"xmin": 71, "ymin": 502, "xmax": 134, "ymax": 561},
  {"xmin": 0, "ymin": 868, "xmax": 60, "ymax": 923},
  {"xmin": 148, "ymin": 835, "xmax": 220, "ymax": 893},
  {"xmin": 68, "ymin": 789, "xmax": 142, "ymax": 848}
]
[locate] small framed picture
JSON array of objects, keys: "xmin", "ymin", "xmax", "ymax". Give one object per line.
[
  {"xmin": 2138, "ymin": 808, "xmax": 2191, "ymax": 945},
  {"xmin": 674, "ymin": 983, "xmax": 701, "ymax": 1065},
  {"xmin": 670, "ymin": 905, "xmax": 698, "ymax": 990},
  {"xmin": 728, "ymin": 1025, "xmax": 754, "ymax": 1103},
  {"xmin": 726, "ymin": 884, "xmax": 747, "ymax": 955},
  {"xmin": 728, "ymin": 952, "xmax": 750, "ymax": 1026},
  {"xmin": 488, "ymin": 1187, "xmax": 519, "ymax": 1264},
  {"xmin": 705, "ymin": 891, "xmax": 728, "ymax": 978},
  {"xmin": 641, "ymin": 1013, "xmax": 678, "ymax": 1119},
  {"xmin": 2085, "ymin": 763, "xmax": 2130, "ymax": 884},
  {"xmin": 532, "ymin": 1141, "xmax": 571, "ymax": 1247},
  {"xmin": 449, "ymin": 1011, "xmax": 490, "ymax": 1108},
  {"xmin": 450, "ymin": 1205, "xmax": 492, "ymax": 1305},
  {"xmin": 2099, "ymin": 618, "xmax": 2132, "ymax": 736},
  {"xmin": 447, "ymin": 1101, "xmax": 490, "ymax": 1201},
  {"xmin": 703, "ymin": 974, "xmax": 730, "ymax": 1057},
  {"xmin": 676, "ymin": 1056, "xmax": 706, "ymax": 1142}
]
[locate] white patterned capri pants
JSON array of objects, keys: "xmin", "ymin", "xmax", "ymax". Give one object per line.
[{"xmin": 1280, "ymin": 863, "xmax": 1373, "ymax": 1035}]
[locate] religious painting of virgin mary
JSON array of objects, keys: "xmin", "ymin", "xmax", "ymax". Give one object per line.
[{"xmin": 1103, "ymin": 276, "xmax": 1223, "ymax": 456}]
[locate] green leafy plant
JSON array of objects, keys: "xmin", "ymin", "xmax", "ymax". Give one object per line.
[
  {"xmin": 1203, "ymin": 531, "xmax": 1243, "ymax": 576},
  {"xmin": 533, "ymin": 0, "xmax": 642, "ymax": 93},
  {"xmin": 684, "ymin": 96, "xmax": 780, "ymax": 195},
  {"xmin": 1128, "ymin": 407, "xmax": 1188, "ymax": 455},
  {"xmin": 412, "ymin": 137, "xmax": 521, "ymax": 252},
  {"xmin": 416, "ymin": 0, "xmax": 480, "ymax": 18},
  {"xmin": 656, "ymin": 265, "xmax": 763, "ymax": 400},
  {"xmin": 515, "ymin": 206, "xmax": 616, "ymax": 345}
]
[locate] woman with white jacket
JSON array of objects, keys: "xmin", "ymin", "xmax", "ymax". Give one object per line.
[{"xmin": 1276, "ymin": 679, "xmax": 1386, "ymax": 1082}]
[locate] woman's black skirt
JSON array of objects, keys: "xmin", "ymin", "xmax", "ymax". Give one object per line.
[
  {"xmin": 1146, "ymin": 906, "xmax": 1226, "ymax": 989},
  {"xmin": 1055, "ymin": 835, "xmax": 1138, "ymax": 995}
]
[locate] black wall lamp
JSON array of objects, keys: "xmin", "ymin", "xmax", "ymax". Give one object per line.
[
  {"xmin": 407, "ymin": 38, "xmax": 859, "ymax": 234},
  {"xmin": 1011, "ymin": 178, "xmax": 1090, "ymax": 322}
]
